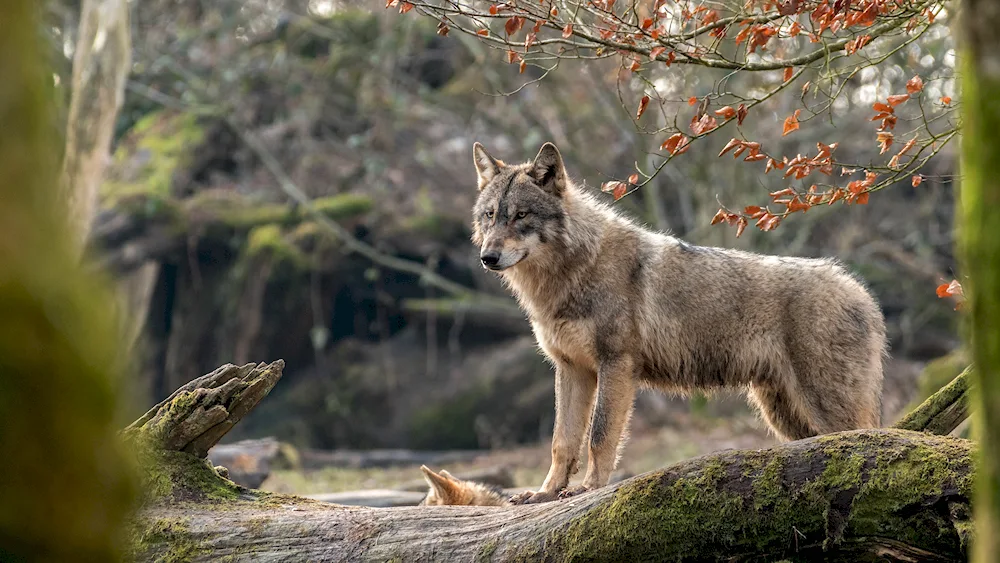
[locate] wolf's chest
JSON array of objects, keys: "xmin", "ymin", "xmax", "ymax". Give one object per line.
[{"xmin": 531, "ymin": 318, "xmax": 598, "ymax": 371}]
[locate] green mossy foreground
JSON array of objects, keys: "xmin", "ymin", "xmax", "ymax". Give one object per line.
[{"xmin": 129, "ymin": 429, "xmax": 973, "ymax": 562}]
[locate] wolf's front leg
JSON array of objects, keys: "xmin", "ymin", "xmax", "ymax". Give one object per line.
[
  {"xmin": 561, "ymin": 356, "xmax": 636, "ymax": 498},
  {"xmin": 510, "ymin": 361, "xmax": 596, "ymax": 505}
]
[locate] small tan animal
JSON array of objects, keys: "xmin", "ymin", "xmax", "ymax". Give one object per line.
[
  {"xmin": 418, "ymin": 465, "xmax": 508, "ymax": 506},
  {"xmin": 470, "ymin": 141, "xmax": 887, "ymax": 505}
]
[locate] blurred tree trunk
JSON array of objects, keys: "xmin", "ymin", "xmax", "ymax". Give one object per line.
[
  {"xmin": 958, "ymin": 0, "xmax": 1000, "ymax": 559},
  {"xmin": 59, "ymin": 0, "xmax": 130, "ymax": 256},
  {"xmin": 0, "ymin": 1, "xmax": 134, "ymax": 560},
  {"xmin": 59, "ymin": 0, "xmax": 146, "ymax": 362}
]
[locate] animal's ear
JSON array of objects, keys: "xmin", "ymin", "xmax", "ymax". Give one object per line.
[
  {"xmin": 530, "ymin": 142, "xmax": 567, "ymax": 197},
  {"xmin": 439, "ymin": 469, "xmax": 458, "ymax": 481},
  {"xmin": 473, "ymin": 142, "xmax": 502, "ymax": 190},
  {"xmin": 421, "ymin": 465, "xmax": 459, "ymax": 499}
]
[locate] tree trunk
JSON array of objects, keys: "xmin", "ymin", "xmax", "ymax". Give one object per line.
[
  {"xmin": 60, "ymin": 0, "xmax": 131, "ymax": 255},
  {"xmin": 958, "ymin": 0, "xmax": 1000, "ymax": 557},
  {"xmin": 125, "ymin": 362, "xmax": 976, "ymax": 562}
]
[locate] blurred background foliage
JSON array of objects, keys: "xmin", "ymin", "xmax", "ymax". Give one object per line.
[{"xmin": 43, "ymin": 0, "xmax": 962, "ymax": 461}]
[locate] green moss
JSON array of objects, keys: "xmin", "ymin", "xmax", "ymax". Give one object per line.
[
  {"xmin": 246, "ymin": 224, "xmax": 307, "ymax": 266},
  {"xmin": 311, "ymin": 194, "xmax": 373, "ymax": 218},
  {"xmin": 127, "ymin": 517, "xmax": 206, "ymax": 563},
  {"xmin": 123, "ymin": 392, "xmax": 244, "ymax": 503},
  {"xmin": 102, "ymin": 111, "xmax": 205, "ymax": 203},
  {"xmin": 512, "ymin": 431, "xmax": 972, "ymax": 562},
  {"xmin": 476, "ymin": 537, "xmax": 499, "ymax": 562}
]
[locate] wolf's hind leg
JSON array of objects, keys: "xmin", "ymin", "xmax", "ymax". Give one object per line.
[{"xmin": 748, "ymin": 381, "xmax": 817, "ymax": 441}]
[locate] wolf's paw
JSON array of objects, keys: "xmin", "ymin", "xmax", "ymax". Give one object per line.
[
  {"xmin": 557, "ymin": 485, "xmax": 594, "ymax": 499},
  {"xmin": 509, "ymin": 490, "xmax": 558, "ymax": 505}
]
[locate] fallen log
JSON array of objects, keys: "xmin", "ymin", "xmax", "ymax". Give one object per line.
[
  {"xmin": 125, "ymin": 362, "xmax": 976, "ymax": 562},
  {"xmin": 129, "ymin": 428, "xmax": 972, "ymax": 562}
]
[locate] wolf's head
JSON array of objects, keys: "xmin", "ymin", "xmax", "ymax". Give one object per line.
[
  {"xmin": 418, "ymin": 465, "xmax": 508, "ymax": 506},
  {"xmin": 471, "ymin": 142, "xmax": 568, "ymax": 272}
]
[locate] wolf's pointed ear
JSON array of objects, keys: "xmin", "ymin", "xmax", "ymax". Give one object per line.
[
  {"xmin": 531, "ymin": 142, "xmax": 567, "ymax": 197},
  {"xmin": 421, "ymin": 465, "xmax": 459, "ymax": 499},
  {"xmin": 438, "ymin": 469, "xmax": 458, "ymax": 481},
  {"xmin": 473, "ymin": 142, "xmax": 502, "ymax": 190}
]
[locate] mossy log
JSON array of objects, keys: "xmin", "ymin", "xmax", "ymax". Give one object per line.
[
  {"xmin": 893, "ymin": 365, "xmax": 972, "ymax": 436},
  {"xmin": 123, "ymin": 360, "xmax": 284, "ymax": 459},
  {"xmin": 131, "ymin": 429, "xmax": 973, "ymax": 562},
  {"xmin": 91, "ymin": 192, "xmax": 372, "ymax": 273}
]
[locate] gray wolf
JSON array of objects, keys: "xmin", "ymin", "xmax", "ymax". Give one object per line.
[
  {"xmin": 418, "ymin": 465, "xmax": 507, "ymax": 506},
  {"xmin": 470, "ymin": 141, "xmax": 887, "ymax": 504}
]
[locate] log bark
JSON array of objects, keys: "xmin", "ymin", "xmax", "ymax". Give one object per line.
[
  {"xmin": 893, "ymin": 365, "xmax": 972, "ymax": 436},
  {"xmin": 130, "ymin": 428, "xmax": 973, "ymax": 562},
  {"xmin": 123, "ymin": 360, "xmax": 284, "ymax": 458}
]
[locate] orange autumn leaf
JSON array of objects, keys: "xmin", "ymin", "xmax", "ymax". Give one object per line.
[
  {"xmin": 940, "ymin": 96, "xmax": 952, "ymax": 105},
  {"xmin": 628, "ymin": 173, "xmax": 639, "ymax": 184},
  {"xmin": 476, "ymin": 28, "xmax": 489, "ymax": 36},
  {"xmin": 506, "ymin": 50, "xmax": 518, "ymax": 64},
  {"xmin": 519, "ymin": 59, "xmax": 526, "ymax": 73},
  {"xmin": 715, "ymin": 106, "xmax": 737, "ymax": 120},
  {"xmin": 711, "ymin": 208, "xmax": 729, "ymax": 225},
  {"xmin": 601, "ymin": 181, "xmax": 629, "ymax": 201},
  {"xmin": 737, "ymin": 103, "xmax": 748, "ymax": 125},
  {"xmin": 887, "ymin": 94, "xmax": 910, "ymax": 107},
  {"xmin": 399, "ymin": 1, "xmax": 414, "ymax": 13},
  {"xmin": 629, "ymin": 59, "xmax": 642, "ymax": 72},
  {"xmin": 690, "ymin": 114, "xmax": 718, "ymax": 135},
  {"xmin": 688, "ymin": 97, "xmax": 698, "ymax": 106},
  {"xmin": 912, "ymin": 174, "xmax": 923, "ymax": 187},
  {"xmin": 650, "ymin": 46, "xmax": 667, "ymax": 60},
  {"xmin": 736, "ymin": 217, "xmax": 748, "ymax": 237},
  {"xmin": 637, "ymin": 95, "xmax": 651, "ymax": 119},
  {"xmin": 489, "ymin": 4, "xmax": 499, "ymax": 15},
  {"xmin": 906, "ymin": 75, "xmax": 924, "ymax": 94},
  {"xmin": 719, "ymin": 138, "xmax": 743, "ymax": 157},
  {"xmin": 783, "ymin": 67, "xmax": 794, "ymax": 81},
  {"xmin": 782, "ymin": 109, "xmax": 801, "ymax": 136},
  {"xmin": 562, "ymin": 24, "xmax": 573, "ymax": 38},
  {"xmin": 937, "ymin": 279, "xmax": 963, "ymax": 298},
  {"xmin": 877, "ymin": 131, "xmax": 894, "ymax": 154},
  {"xmin": 661, "ymin": 133, "xmax": 690, "ymax": 155}
]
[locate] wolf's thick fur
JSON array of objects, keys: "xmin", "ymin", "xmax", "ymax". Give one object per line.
[
  {"xmin": 470, "ymin": 141, "xmax": 887, "ymax": 504},
  {"xmin": 418, "ymin": 465, "xmax": 508, "ymax": 506}
]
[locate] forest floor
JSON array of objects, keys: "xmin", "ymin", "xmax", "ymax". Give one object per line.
[{"xmin": 259, "ymin": 412, "xmax": 776, "ymax": 495}]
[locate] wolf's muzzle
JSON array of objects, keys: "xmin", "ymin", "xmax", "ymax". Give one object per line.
[{"xmin": 480, "ymin": 250, "xmax": 502, "ymax": 270}]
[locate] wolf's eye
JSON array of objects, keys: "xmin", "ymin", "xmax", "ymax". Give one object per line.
[
  {"xmin": 516, "ymin": 211, "xmax": 528, "ymax": 219},
  {"xmin": 484, "ymin": 210, "xmax": 495, "ymax": 219}
]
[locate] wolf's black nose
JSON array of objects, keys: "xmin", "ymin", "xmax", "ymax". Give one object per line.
[{"xmin": 481, "ymin": 251, "xmax": 501, "ymax": 268}]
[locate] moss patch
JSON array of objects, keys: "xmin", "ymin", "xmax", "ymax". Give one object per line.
[
  {"xmin": 127, "ymin": 516, "xmax": 206, "ymax": 563},
  {"xmin": 514, "ymin": 431, "xmax": 973, "ymax": 562},
  {"xmin": 102, "ymin": 111, "xmax": 205, "ymax": 203}
]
